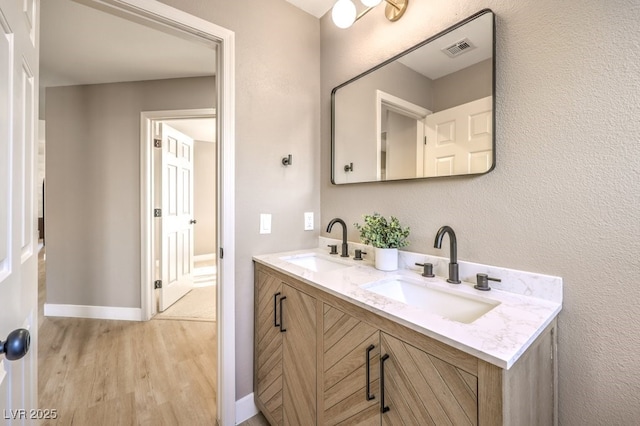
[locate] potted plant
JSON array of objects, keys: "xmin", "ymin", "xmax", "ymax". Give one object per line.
[{"xmin": 354, "ymin": 213, "xmax": 410, "ymax": 271}]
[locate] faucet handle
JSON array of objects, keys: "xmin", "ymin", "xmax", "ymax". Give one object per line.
[
  {"xmin": 354, "ymin": 249, "xmax": 367, "ymax": 260},
  {"xmin": 415, "ymin": 262, "xmax": 435, "ymax": 278},
  {"xmin": 474, "ymin": 273, "xmax": 501, "ymax": 291},
  {"xmin": 327, "ymin": 244, "xmax": 338, "ymax": 255}
]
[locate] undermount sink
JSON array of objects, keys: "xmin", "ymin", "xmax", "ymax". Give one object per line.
[
  {"xmin": 361, "ymin": 276, "xmax": 499, "ymax": 324},
  {"xmin": 280, "ymin": 253, "xmax": 351, "ymax": 273}
]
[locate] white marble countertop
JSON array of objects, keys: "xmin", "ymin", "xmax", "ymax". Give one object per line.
[{"xmin": 253, "ymin": 246, "xmax": 562, "ymax": 370}]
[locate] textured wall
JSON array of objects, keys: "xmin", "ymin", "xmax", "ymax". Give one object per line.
[
  {"xmin": 321, "ymin": 0, "xmax": 640, "ymax": 423},
  {"xmin": 46, "ymin": 77, "xmax": 215, "ymax": 307}
]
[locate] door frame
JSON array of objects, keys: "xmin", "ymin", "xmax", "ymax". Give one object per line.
[
  {"xmin": 86, "ymin": 0, "xmax": 236, "ymax": 424},
  {"xmin": 142, "ymin": 110, "xmax": 216, "ymax": 315},
  {"xmin": 375, "ymin": 90, "xmax": 431, "ymax": 180},
  {"xmin": 144, "ymin": 113, "xmax": 210, "ymax": 313}
]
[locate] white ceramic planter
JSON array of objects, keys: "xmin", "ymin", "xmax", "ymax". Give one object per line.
[{"xmin": 374, "ymin": 248, "xmax": 398, "ymax": 271}]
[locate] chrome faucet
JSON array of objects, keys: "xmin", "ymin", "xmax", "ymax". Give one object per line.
[
  {"xmin": 326, "ymin": 218, "xmax": 349, "ymax": 257},
  {"xmin": 434, "ymin": 226, "xmax": 461, "ymax": 284}
]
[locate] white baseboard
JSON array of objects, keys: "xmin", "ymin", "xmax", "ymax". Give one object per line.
[
  {"xmin": 44, "ymin": 304, "xmax": 143, "ymax": 321},
  {"xmin": 236, "ymin": 393, "xmax": 259, "ymax": 424},
  {"xmin": 194, "ymin": 253, "xmax": 216, "ymax": 262}
]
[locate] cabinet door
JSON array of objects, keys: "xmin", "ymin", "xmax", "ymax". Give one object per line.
[
  {"xmin": 380, "ymin": 333, "xmax": 478, "ymax": 426},
  {"xmin": 255, "ymin": 270, "xmax": 284, "ymax": 425},
  {"xmin": 322, "ymin": 304, "xmax": 381, "ymax": 425},
  {"xmin": 282, "ymin": 284, "xmax": 317, "ymax": 425}
]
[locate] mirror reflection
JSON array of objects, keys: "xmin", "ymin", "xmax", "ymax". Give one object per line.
[{"xmin": 331, "ymin": 10, "xmax": 495, "ymax": 184}]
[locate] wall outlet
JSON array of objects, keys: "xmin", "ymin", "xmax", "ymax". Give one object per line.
[
  {"xmin": 304, "ymin": 212, "xmax": 314, "ymax": 231},
  {"xmin": 260, "ymin": 213, "xmax": 271, "ymax": 234}
]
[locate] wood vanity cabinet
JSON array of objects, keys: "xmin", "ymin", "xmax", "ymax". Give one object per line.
[
  {"xmin": 379, "ymin": 332, "xmax": 478, "ymax": 425},
  {"xmin": 320, "ymin": 305, "xmax": 478, "ymax": 426},
  {"xmin": 254, "ymin": 263, "xmax": 558, "ymax": 426},
  {"xmin": 255, "ymin": 267, "xmax": 317, "ymax": 425},
  {"xmin": 321, "ymin": 304, "xmax": 380, "ymax": 424}
]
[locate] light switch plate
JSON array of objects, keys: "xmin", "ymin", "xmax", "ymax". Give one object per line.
[
  {"xmin": 304, "ymin": 212, "xmax": 314, "ymax": 230},
  {"xmin": 260, "ymin": 213, "xmax": 271, "ymax": 234}
]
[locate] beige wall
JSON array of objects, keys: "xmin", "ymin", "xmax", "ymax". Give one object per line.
[
  {"xmin": 157, "ymin": 0, "xmax": 321, "ymax": 399},
  {"xmin": 46, "ymin": 76, "xmax": 215, "ymax": 307},
  {"xmin": 322, "ymin": 1, "xmax": 640, "ymax": 424},
  {"xmin": 194, "ymin": 140, "xmax": 216, "ymax": 256},
  {"xmin": 432, "ymin": 58, "xmax": 492, "ymax": 112}
]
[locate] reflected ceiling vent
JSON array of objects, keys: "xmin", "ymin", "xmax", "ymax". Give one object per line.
[{"xmin": 442, "ymin": 38, "xmax": 476, "ymax": 58}]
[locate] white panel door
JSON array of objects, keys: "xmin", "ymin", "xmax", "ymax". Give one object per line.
[
  {"xmin": 424, "ymin": 96, "xmax": 493, "ymax": 177},
  {"xmin": 159, "ymin": 123, "xmax": 195, "ymax": 311},
  {"xmin": 0, "ymin": 0, "xmax": 39, "ymax": 423}
]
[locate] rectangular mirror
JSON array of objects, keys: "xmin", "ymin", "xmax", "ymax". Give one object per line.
[{"xmin": 331, "ymin": 9, "xmax": 495, "ymax": 184}]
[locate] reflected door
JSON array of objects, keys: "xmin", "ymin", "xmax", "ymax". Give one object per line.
[{"xmin": 424, "ymin": 96, "xmax": 493, "ymax": 177}]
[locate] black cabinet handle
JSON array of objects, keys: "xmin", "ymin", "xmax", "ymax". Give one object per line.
[
  {"xmin": 279, "ymin": 296, "xmax": 287, "ymax": 332},
  {"xmin": 366, "ymin": 344, "xmax": 375, "ymax": 401},
  {"xmin": 380, "ymin": 354, "xmax": 390, "ymax": 413},
  {"xmin": 273, "ymin": 292, "xmax": 281, "ymax": 327}
]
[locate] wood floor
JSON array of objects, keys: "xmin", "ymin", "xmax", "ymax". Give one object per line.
[
  {"xmin": 39, "ymin": 317, "xmax": 217, "ymax": 425},
  {"xmin": 37, "ymin": 248, "xmax": 270, "ymax": 425},
  {"xmin": 37, "ymin": 249, "xmax": 217, "ymax": 425}
]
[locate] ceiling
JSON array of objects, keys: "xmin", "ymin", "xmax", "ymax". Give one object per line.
[
  {"xmin": 284, "ymin": 0, "xmax": 334, "ymax": 18},
  {"xmin": 40, "ymin": 0, "xmax": 218, "ymax": 88},
  {"xmin": 40, "ymin": 0, "xmax": 333, "ymax": 89},
  {"xmin": 39, "ymin": 0, "xmax": 332, "ymax": 143}
]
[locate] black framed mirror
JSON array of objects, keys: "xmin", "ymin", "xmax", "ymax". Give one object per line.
[{"xmin": 331, "ymin": 9, "xmax": 495, "ymax": 184}]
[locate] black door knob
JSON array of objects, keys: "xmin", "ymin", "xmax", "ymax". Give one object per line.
[
  {"xmin": 190, "ymin": 219, "xmax": 197, "ymax": 224},
  {"xmin": 1, "ymin": 328, "xmax": 30, "ymax": 361}
]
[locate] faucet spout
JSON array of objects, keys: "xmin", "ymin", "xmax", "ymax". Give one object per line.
[
  {"xmin": 434, "ymin": 225, "xmax": 461, "ymax": 284},
  {"xmin": 326, "ymin": 218, "xmax": 349, "ymax": 257}
]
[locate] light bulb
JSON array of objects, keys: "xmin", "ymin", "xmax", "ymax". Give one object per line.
[
  {"xmin": 361, "ymin": 0, "xmax": 382, "ymax": 7},
  {"xmin": 332, "ymin": 0, "xmax": 357, "ymax": 29}
]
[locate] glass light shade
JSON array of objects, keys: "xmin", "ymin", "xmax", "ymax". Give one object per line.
[
  {"xmin": 361, "ymin": 0, "xmax": 383, "ymax": 7},
  {"xmin": 332, "ymin": 0, "xmax": 357, "ymax": 29}
]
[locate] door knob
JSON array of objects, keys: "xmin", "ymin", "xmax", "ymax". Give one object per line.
[
  {"xmin": 190, "ymin": 219, "xmax": 197, "ymax": 224},
  {"xmin": 1, "ymin": 329, "xmax": 30, "ymax": 361}
]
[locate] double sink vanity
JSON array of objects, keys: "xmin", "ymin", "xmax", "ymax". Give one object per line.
[
  {"xmin": 253, "ymin": 237, "xmax": 562, "ymax": 425},
  {"xmin": 253, "ymin": 7, "xmax": 562, "ymax": 425}
]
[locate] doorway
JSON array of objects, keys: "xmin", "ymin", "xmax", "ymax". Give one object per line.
[
  {"xmin": 143, "ymin": 111, "xmax": 217, "ymax": 320},
  {"xmin": 40, "ymin": 1, "xmax": 236, "ymax": 424}
]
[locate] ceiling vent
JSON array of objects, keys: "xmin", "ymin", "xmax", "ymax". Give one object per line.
[{"xmin": 442, "ymin": 38, "xmax": 476, "ymax": 58}]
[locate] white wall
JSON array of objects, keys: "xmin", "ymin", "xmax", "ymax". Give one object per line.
[{"xmin": 321, "ymin": 0, "xmax": 640, "ymax": 424}]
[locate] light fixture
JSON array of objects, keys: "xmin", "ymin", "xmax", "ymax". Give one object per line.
[
  {"xmin": 332, "ymin": 0, "xmax": 357, "ymax": 29},
  {"xmin": 331, "ymin": 0, "xmax": 408, "ymax": 29}
]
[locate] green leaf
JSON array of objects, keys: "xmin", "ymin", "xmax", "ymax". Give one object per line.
[{"xmin": 354, "ymin": 212, "xmax": 410, "ymax": 249}]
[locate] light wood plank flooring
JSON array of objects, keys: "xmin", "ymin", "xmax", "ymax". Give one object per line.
[
  {"xmin": 238, "ymin": 412, "xmax": 269, "ymax": 426},
  {"xmin": 39, "ymin": 317, "xmax": 216, "ymax": 425},
  {"xmin": 38, "ymin": 248, "xmax": 271, "ymax": 425},
  {"xmin": 38, "ymin": 249, "xmax": 217, "ymax": 425}
]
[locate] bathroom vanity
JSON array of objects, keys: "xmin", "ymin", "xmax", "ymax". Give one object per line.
[{"xmin": 253, "ymin": 245, "xmax": 561, "ymax": 425}]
